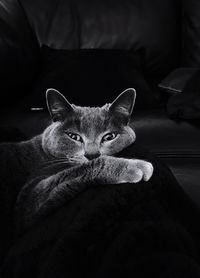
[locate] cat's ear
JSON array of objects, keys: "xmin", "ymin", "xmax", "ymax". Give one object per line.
[
  {"xmin": 46, "ymin": 88, "xmax": 74, "ymax": 121},
  {"xmin": 109, "ymin": 88, "xmax": 136, "ymax": 118}
]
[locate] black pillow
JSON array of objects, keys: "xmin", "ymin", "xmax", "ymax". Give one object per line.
[{"xmin": 22, "ymin": 46, "xmax": 158, "ymax": 111}]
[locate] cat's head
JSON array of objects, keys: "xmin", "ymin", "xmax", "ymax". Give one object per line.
[{"xmin": 42, "ymin": 88, "xmax": 136, "ymax": 161}]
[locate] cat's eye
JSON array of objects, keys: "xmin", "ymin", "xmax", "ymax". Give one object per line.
[
  {"xmin": 67, "ymin": 133, "xmax": 83, "ymax": 142},
  {"xmin": 102, "ymin": 132, "xmax": 118, "ymax": 142}
]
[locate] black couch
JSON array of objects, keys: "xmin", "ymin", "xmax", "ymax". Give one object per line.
[{"xmin": 0, "ymin": 0, "xmax": 200, "ymax": 209}]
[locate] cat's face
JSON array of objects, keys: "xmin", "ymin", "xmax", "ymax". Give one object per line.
[{"xmin": 42, "ymin": 88, "xmax": 136, "ymax": 162}]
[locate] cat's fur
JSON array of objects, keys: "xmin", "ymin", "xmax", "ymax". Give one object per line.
[{"xmin": 1, "ymin": 88, "xmax": 153, "ymax": 231}]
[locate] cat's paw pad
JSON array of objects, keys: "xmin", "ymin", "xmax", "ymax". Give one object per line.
[{"xmin": 127, "ymin": 160, "xmax": 154, "ymax": 183}]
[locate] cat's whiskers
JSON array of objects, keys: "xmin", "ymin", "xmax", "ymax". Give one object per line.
[
  {"xmin": 66, "ymin": 156, "xmax": 88, "ymax": 163},
  {"xmin": 42, "ymin": 158, "xmax": 72, "ymax": 167},
  {"xmin": 42, "ymin": 155, "xmax": 86, "ymax": 167}
]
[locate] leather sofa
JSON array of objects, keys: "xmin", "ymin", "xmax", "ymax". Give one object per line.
[{"xmin": 1, "ymin": 0, "xmax": 200, "ymax": 207}]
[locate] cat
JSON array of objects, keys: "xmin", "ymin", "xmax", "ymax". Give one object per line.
[{"xmin": 0, "ymin": 88, "xmax": 153, "ymax": 233}]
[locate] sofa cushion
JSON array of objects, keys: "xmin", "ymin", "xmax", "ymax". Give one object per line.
[
  {"xmin": 20, "ymin": 0, "xmax": 181, "ymax": 82},
  {"xmin": 133, "ymin": 108, "xmax": 200, "ymax": 156},
  {"xmin": 20, "ymin": 46, "xmax": 160, "ymax": 110}
]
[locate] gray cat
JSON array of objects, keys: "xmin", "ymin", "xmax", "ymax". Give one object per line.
[{"xmin": 1, "ymin": 88, "xmax": 153, "ymax": 229}]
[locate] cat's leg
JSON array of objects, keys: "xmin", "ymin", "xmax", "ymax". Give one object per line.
[
  {"xmin": 28, "ymin": 156, "xmax": 153, "ymax": 207},
  {"xmin": 93, "ymin": 156, "xmax": 154, "ymax": 184},
  {"xmin": 18, "ymin": 164, "xmax": 100, "ymax": 227}
]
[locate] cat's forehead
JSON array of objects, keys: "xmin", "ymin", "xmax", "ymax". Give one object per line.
[
  {"xmin": 73, "ymin": 104, "xmax": 109, "ymax": 120},
  {"xmin": 73, "ymin": 105, "xmax": 110, "ymax": 131},
  {"xmin": 62, "ymin": 104, "xmax": 122, "ymax": 133}
]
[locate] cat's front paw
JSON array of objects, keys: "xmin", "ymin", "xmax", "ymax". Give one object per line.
[
  {"xmin": 133, "ymin": 160, "xmax": 154, "ymax": 182},
  {"xmin": 120, "ymin": 159, "xmax": 154, "ymax": 183}
]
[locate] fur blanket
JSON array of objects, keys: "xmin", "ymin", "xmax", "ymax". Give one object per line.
[{"xmin": 1, "ymin": 144, "xmax": 200, "ymax": 278}]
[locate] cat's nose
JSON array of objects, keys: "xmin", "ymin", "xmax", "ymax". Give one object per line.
[{"xmin": 84, "ymin": 152, "xmax": 100, "ymax": 160}]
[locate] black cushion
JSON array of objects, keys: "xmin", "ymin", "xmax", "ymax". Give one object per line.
[
  {"xmin": 20, "ymin": 0, "xmax": 181, "ymax": 82},
  {"xmin": 21, "ymin": 46, "xmax": 159, "ymax": 110}
]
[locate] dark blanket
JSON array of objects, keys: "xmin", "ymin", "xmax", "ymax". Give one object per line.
[{"xmin": 1, "ymin": 144, "xmax": 200, "ymax": 278}]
